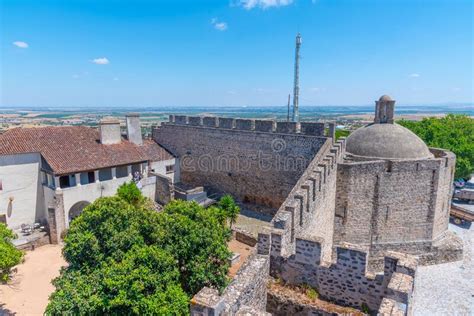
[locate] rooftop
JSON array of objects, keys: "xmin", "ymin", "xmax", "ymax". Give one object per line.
[{"xmin": 0, "ymin": 126, "xmax": 173, "ymax": 175}]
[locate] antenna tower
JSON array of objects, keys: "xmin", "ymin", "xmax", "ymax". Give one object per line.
[{"xmin": 292, "ymin": 33, "xmax": 302, "ymax": 122}]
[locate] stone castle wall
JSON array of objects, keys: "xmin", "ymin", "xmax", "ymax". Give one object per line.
[
  {"xmin": 153, "ymin": 172, "xmax": 174, "ymax": 205},
  {"xmin": 333, "ymin": 148, "xmax": 457, "ymax": 265},
  {"xmin": 190, "ymin": 251, "xmax": 270, "ymax": 316},
  {"xmin": 260, "ymin": 137, "xmax": 346, "ymax": 263},
  {"xmin": 153, "ymin": 116, "xmax": 329, "ymax": 212},
  {"xmin": 259, "ymin": 235, "xmax": 416, "ymax": 314}
]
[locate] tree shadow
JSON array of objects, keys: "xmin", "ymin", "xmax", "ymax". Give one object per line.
[{"xmin": 0, "ymin": 303, "xmax": 16, "ymax": 316}]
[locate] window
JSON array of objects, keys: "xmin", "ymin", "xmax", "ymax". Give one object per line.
[
  {"xmin": 131, "ymin": 164, "xmax": 141, "ymax": 174},
  {"xmin": 166, "ymin": 165, "xmax": 174, "ymax": 174},
  {"xmin": 88, "ymin": 171, "xmax": 95, "ymax": 183},
  {"xmin": 59, "ymin": 176, "xmax": 71, "ymax": 188},
  {"xmin": 99, "ymin": 168, "xmax": 113, "ymax": 181},
  {"xmin": 116, "ymin": 166, "xmax": 128, "ymax": 178},
  {"xmin": 41, "ymin": 172, "xmax": 48, "ymax": 186},
  {"xmin": 80, "ymin": 172, "xmax": 95, "ymax": 185}
]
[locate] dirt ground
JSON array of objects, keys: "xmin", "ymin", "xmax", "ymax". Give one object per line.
[
  {"xmin": 227, "ymin": 239, "xmax": 253, "ymax": 278},
  {"xmin": 0, "ymin": 244, "xmax": 66, "ymax": 316}
]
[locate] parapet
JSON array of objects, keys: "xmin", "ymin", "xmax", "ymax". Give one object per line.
[
  {"xmin": 190, "ymin": 253, "xmax": 270, "ymax": 316},
  {"xmin": 259, "ymin": 137, "xmax": 346, "ymax": 259},
  {"xmin": 259, "ymin": 231, "xmax": 417, "ymax": 314},
  {"xmin": 164, "ymin": 115, "xmax": 335, "ymax": 137}
]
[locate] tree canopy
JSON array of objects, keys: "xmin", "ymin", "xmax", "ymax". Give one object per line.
[
  {"xmin": 398, "ymin": 114, "xmax": 474, "ymax": 179},
  {"xmin": 47, "ymin": 182, "xmax": 235, "ymax": 315},
  {"xmin": 0, "ymin": 223, "xmax": 23, "ymax": 282}
]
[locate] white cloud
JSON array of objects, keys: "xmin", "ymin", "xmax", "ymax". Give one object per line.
[
  {"xmin": 309, "ymin": 87, "xmax": 326, "ymax": 93},
  {"xmin": 211, "ymin": 18, "xmax": 228, "ymax": 31},
  {"xmin": 13, "ymin": 41, "xmax": 29, "ymax": 48},
  {"xmin": 91, "ymin": 57, "xmax": 110, "ymax": 65},
  {"xmin": 238, "ymin": 0, "xmax": 294, "ymax": 10},
  {"xmin": 409, "ymin": 73, "xmax": 420, "ymax": 78}
]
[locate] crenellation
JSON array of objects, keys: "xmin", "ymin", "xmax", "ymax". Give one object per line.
[
  {"xmin": 257, "ymin": 232, "xmax": 271, "ymax": 255},
  {"xmin": 270, "ymin": 232, "xmax": 283, "ymax": 257},
  {"xmin": 202, "ymin": 116, "xmax": 218, "ymax": 127},
  {"xmin": 294, "ymin": 238, "xmax": 322, "ymax": 265},
  {"xmin": 276, "ymin": 121, "xmax": 298, "ymax": 133},
  {"xmin": 188, "ymin": 116, "xmax": 202, "ymax": 126},
  {"xmin": 218, "ymin": 117, "xmax": 235, "ymax": 129},
  {"xmin": 174, "ymin": 115, "xmax": 188, "ymax": 125},
  {"xmin": 328, "ymin": 122, "xmax": 336, "ymax": 142},
  {"xmin": 254, "ymin": 120, "xmax": 276, "ymax": 132},
  {"xmin": 235, "ymin": 119, "xmax": 255, "ymax": 131},
  {"xmin": 300, "ymin": 122, "xmax": 325, "ymax": 136},
  {"xmin": 266, "ymin": 234, "xmax": 417, "ymax": 313}
]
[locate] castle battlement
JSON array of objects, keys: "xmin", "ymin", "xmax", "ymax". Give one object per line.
[
  {"xmin": 258, "ymin": 231, "xmax": 416, "ymax": 314},
  {"xmin": 257, "ymin": 137, "xmax": 345, "ymax": 260},
  {"xmin": 166, "ymin": 115, "xmax": 333, "ymax": 137}
]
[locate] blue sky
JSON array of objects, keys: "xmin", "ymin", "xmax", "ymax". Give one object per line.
[{"xmin": 1, "ymin": 0, "xmax": 472, "ymax": 107}]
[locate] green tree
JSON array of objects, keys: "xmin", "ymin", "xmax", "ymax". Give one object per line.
[
  {"xmin": 47, "ymin": 246, "xmax": 189, "ymax": 315},
  {"xmin": 398, "ymin": 114, "xmax": 474, "ymax": 179},
  {"xmin": 159, "ymin": 200, "xmax": 232, "ymax": 294},
  {"xmin": 117, "ymin": 181, "xmax": 144, "ymax": 206},
  {"xmin": 48, "ymin": 187, "xmax": 233, "ymax": 314},
  {"xmin": 0, "ymin": 223, "xmax": 23, "ymax": 282},
  {"xmin": 335, "ymin": 129, "xmax": 350, "ymax": 140},
  {"xmin": 218, "ymin": 195, "xmax": 240, "ymax": 228}
]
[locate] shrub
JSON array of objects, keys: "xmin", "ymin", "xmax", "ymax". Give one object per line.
[
  {"xmin": 0, "ymin": 223, "xmax": 23, "ymax": 283},
  {"xmin": 306, "ymin": 288, "xmax": 319, "ymax": 300},
  {"xmin": 218, "ymin": 195, "xmax": 240, "ymax": 228}
]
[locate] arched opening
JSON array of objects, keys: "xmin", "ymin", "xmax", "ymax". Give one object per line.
[{"xmin": 68, "ymin": 201, "xmax": 90, "ymax": 223}]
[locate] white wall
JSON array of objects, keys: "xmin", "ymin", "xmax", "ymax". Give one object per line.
[
  {"xmin": 61, "ymin": 175, "xmax": 156, "ymax": 227},
  {"xmin": 0, "ymin": 152, "xmax": 162, "ymax": 230},
  {"xmin": 150, "ymin": 158, "xmax": 179, "ymax": 183},
  {"xmin": 0, "ymin": 153, "xmax": 46, "ymax": 229}
]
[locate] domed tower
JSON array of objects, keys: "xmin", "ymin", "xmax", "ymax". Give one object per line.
[{"xmin": 334, "ymin": 95, "xmax": 462, "ymax": 269}]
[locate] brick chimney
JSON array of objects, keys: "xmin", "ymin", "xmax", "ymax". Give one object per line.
[
  {"xmin": 99, "ymin": 119, "xmax": 121, "ymax": 145},
  {"xmin": 126, "ymin": 113, "xmax": 143, "ymax": 145}
]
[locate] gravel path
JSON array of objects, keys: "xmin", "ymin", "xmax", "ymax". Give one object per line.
[{"xmin": 411, "ymin": 222, "xmax": 473, "ymax": 316}]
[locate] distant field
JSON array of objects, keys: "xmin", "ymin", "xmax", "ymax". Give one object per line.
[{"xmin": 0, "ymin": 104, "xmax": 472, "ymax": 131}]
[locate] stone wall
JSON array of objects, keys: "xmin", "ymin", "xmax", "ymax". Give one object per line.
[
  {"xmin": 166, "ymin": 115, "xmax": 328, "ymax": 136},
  {"xmin": 260, "ymin": 235, "xmax": 416, "ymax": 314},
  {"xmin": 153, "ymin": 172, "xmax": 174, "ymax": 205},
  {"xmin": 153, "ymin": 116, "xmax": 328, "ymax": 213},
  {"xmin": 333, "ymin": 148, "xmax": 460, "ymax": 267},
  {"xmin": 262, "ymin": 137, "xmax": 346, "ymax": 262},
  {"xmin": 190, "ymin": 252, "xmax": 270, "ymax": 315}
]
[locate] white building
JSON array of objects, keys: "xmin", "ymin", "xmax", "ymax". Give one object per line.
[{"xmin": 0, "ymin": 114, "xmax": 177, "ymax": 243}]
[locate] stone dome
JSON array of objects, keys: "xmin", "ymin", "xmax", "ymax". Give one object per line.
[
  {"xmin": 378, "ymin": 95, "xmax": 393, "ymax": 102},
  {"xmin": 346, "ymin": 123, "xmax": 434, "ymax": 160}
]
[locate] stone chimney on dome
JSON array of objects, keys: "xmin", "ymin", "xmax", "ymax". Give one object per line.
[
  {"xmin": 99, "ymin": 119, "xmax": 121, "ymax": 145},
  {"xmin": 126, "ymin": 113, "xmax": 143, "ymax": 145},
  {"xmin": 374, "ymin": 95, "xmax": 395, "ymax": 124}
]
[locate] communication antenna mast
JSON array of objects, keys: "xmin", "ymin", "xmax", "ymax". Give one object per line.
[
  {"xmin": 287, "ymin": 94, "xmax": 291, "ymax": 122},
  {"xmin": 292, "ymin": 33, "xmax": 302, "ymax": 122}
]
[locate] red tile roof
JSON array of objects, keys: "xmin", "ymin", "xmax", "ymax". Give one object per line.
[{"xmin": 0, "ymin": 126, "xmax": 174, "ymax": 175}]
